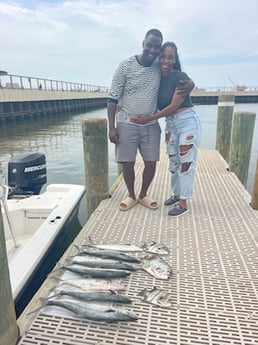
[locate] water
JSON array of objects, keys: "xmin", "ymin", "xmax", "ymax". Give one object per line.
[{"xmin": 0, "ymin": 104, "xmax": 257, "ymax": 224}]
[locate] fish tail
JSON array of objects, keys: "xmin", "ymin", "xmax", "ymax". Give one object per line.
[
  {"xmin": 48, "ymin": 276, "xmax": 63, "ymax": 282},
  {"xmin": 26, "ymin": 297, "xmax": 48, "ymax": 315},
  {"xmin": 65, "ymin": 257, "xmax": 73, "ymax": 265},
  {"xmin": 48, "ymin": 262, "xmax": 65, "ymax": 274},
  {"xmin": 48, "ymin": 286, "xmax": 62, "ymax": 297},
  {"xmin": 48, "ymin": 292, "xmax": 61, "ymax": 299}
]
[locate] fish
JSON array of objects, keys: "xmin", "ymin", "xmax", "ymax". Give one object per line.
[
  {"xmin": 74, "ymin": 245, "xmax": 141, "ymax": 263},
  {"xmin": 51, "ymin": 288, "xmax": 132, "ymax": 304},
  {"xmin": 85, "ymin": 238, "xmax": 143, "ymax": 252},
  {"xmin": 138, "ymin": 287, "xmax": 173, "ymax": 307},
  {"xmin": 142, "ymin": 242, "xmax": 170, "ymax": 255},
  {"xmin": 32, "ymin": 297, "xmax": 138, "ymax": 322},
  {"xmin": 51, "ymin": 277, "xmax": 126, "ymax": 291},
  {"xmin": 55, "ymin": 263, "xmax": 131, "ymax": 279},
  {"xmin": 66, "ymin": 256, "xmax": 137, "ymax": 271},
  {"xmin": 85, "ymin": 238, "xmax": 170, "ymax": 255},
  {"xmin": 141, "ymin": 255, "xmax": 172, "ymax": 280}
]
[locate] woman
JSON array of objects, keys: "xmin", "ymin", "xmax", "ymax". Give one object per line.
[{"xmin": 131, "ymin": 42, "xmax": 201, "ymax": 217}]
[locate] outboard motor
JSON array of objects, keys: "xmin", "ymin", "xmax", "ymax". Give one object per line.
[{"xmin": 8, "ymin": 152, "xmax": 47, "ymax": 197}]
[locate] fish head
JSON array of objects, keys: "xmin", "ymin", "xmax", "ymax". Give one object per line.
[{"xmin": 148, "ymin": 243, "xmax": 170, "ymax": 255}]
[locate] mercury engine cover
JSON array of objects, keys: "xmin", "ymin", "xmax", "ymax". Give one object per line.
[{"xmin": 8, "ymin": 152, "xmax": 47, "ymax": 196}]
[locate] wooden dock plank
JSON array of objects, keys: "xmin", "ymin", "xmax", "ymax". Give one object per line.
[{"xmin": 17, "ymin": 149, "xmax": 258, "ymax": 345}]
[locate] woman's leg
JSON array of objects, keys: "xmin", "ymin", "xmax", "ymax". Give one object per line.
[
  {"xmin": 166, "ymin": 123, "xmax": 180, "ymax": 198},
  {"xmin": 168, "ymin": 109, "xmax": 201, "ymax": 216}
]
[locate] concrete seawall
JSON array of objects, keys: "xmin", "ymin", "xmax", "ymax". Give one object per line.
[
  {"xmin": 0, "ymin": 89, "xmax": 108, "ymax": 121},
  {"xmin": 1, "ymin": 88, "xmax": 258, "ymax": 121}
]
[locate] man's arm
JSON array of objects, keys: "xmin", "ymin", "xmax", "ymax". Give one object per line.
[{"xmin": 107, "ymin": 100, "xmax": 119, "ymax": 143}]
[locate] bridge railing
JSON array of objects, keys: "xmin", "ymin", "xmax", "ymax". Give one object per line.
[
  {"xmin": 0, "ymin": 72, "xmax": 257, "ymax": 94},
  {"xmin": 0, "ymin": 73, "xmax": 109, "ymax": 93},
  {"xmin": 194, "ymin": 86, "xmax": 258, "ymax": 92}
]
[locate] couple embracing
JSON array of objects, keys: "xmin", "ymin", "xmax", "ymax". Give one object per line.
[{"xmin": 107, "ymin": 29, "xmax": 201, "ymax": 218}]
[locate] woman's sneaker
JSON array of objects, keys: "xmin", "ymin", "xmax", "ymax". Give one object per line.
[
  {"xmin": 164, "ymin": 196, "xmax": 180, "ymax": 206},
  {"xmin": 168, "ymin": 204, "xmax": 189, "ymax": 217}
]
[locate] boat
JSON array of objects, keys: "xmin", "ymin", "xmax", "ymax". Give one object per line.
[{"xmin": 0, "ymin": 152, "xmax": 85, "ymax": 317}]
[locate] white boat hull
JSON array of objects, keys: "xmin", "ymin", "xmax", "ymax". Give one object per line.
[{"xmin": 2, "ymin": 183, "xmax": 85, "ymax": 316}]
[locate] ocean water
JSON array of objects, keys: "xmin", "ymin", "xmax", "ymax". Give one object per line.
[{"xmin": 0, "ymin": 103, "xmax": 257, "ymax": 224}]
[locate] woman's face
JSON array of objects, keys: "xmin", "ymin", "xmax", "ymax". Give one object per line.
[{"xmin": 159, "ymin": 46, "xmax": 176, "ymax": 76}]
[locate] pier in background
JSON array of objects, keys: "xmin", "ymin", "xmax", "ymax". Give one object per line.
[{"xmin": 0, "ymin": 73, "xmax": 258, "ymax": 121}]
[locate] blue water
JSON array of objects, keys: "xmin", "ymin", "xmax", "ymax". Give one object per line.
[{"xmin": 0, "ymin": 103, "xmax": 257, "ymax": 224}]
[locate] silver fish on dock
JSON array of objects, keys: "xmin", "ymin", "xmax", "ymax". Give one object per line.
[
  {"xmin": 138, "ymin": 287, "xmax": 173, "ymax": 307},
  {"xmin": 74, "ymin": 245, "xmax": 141, "ymax": 263},
  {"xmin": 85, "ymin": 238, "xmax": 143, "ymax": 252},
  {"xmin": 51, "ymin": 288, "xmax": 132, "ymax": 304},
  {"xmin": 66, "ymin": 256, "xmax": 137, "ymax": 271},
  {"xmin": 142, "ymin": 242, "xmax": 170, "ymax": 255},
  {"xmin": 141, "ymin": 255, "xmax": 172, "ymax": 280},
  {"xmin": 52, "ymin": 278, "xmax": 126, "ymax": 291},
  {"xmin": 56, "ymin": 263, "xmax": 131, "ymax": 279},
  {"xmin": 37, "ymin": 297, "xmax": 138, "ymax": 322}
]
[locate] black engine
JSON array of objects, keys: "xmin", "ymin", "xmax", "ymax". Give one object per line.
[{"xmin": 8, "ymin": 152, "xmax": 47, "ymax": 197}]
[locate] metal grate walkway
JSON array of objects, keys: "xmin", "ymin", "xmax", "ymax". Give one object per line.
[{"xmin": 18, "ymin": 149, "xmax": 258, "ymax": 345}]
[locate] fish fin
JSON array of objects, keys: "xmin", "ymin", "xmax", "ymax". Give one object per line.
[
  {"xmin": 88, "ymin": 236, "xmax": 94, "ymax": 244},
  {"xmin": 138, "ymin": 288, "xmax": 147, "ymax": 296},
  {"xmin": 80, "ymin": 243, "xmax": 95, "ymax": 249},
  {"xmin": 141, "ymin": 242, "xmax": 148, "ymax": 250},
  {"xmin": 108, "ymin": 289, "xmax": 117, "ymax": 295},
  {"xmin": 73, "ymin": 244, "xmax": 80, "ymax": 251}
]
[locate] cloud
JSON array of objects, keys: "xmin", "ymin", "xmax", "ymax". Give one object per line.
[{"xmin": 0, "ymin": 0, "xmax": 257, "ymax": 87}]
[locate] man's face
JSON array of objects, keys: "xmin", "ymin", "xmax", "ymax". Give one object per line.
[{"xmin": 142, "ymin": 34, "xmax": 162, "ymax": 64}]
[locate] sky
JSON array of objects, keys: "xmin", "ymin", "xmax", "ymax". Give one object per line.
[{"xmin": 0, "ymin": 0, "xmax": 258, "ymax": 89}]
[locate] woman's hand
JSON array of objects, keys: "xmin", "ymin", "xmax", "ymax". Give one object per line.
[
  {"xmin": 176, "ymin": 78, "xmax": 195, "ymax": 97},
  {"xmin": 130, "ymin": 115, "xmax": 153, "ymax": 124}
]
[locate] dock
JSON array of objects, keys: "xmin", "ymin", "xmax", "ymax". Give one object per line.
[{"xmin": 17, "ymin": 149, "xmax": 258, "ymax": 345}]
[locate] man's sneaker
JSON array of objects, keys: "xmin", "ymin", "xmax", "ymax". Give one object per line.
[
  {"xmin": 164, "ymin": 195, "xmax": 180, "ymax": 206},
  {"xmin": 168, "ymin": 204, "xmax": 189, "ymax": 217}
]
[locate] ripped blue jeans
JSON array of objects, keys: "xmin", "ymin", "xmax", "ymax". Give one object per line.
[{"xmin": 165, "ymin": 108, "xmax": 201, "ymax": 200}]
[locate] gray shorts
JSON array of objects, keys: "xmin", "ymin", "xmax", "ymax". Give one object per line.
[{"xmin": 115, "ymin": 122, "xmax": 161, "ymax": 162}]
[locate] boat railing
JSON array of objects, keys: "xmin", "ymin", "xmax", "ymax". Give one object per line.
[{"xmin": 0, "ymin": 185, "xmax": 19, "ymax": 248}]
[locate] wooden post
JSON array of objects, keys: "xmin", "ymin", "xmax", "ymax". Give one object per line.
[
  {"xmin": 215, "ymin": 94, "xmax": 235, "ymax": 163},
  {"xmin": 82, "ymin": 118, "xmax": 109, "ymax": 216},
  {"xmin": 228, "ymin": 112, "xmax": 256, "ymax": 187},
  {"xmin": 251, "ymin": 159, "xmax": 258, "ymax": 210},
  {"xmin": 0, "ymin": 203, "xmax": 19, "ymax": 345}
]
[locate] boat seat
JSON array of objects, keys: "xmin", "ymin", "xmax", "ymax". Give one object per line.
[{"xmin": 22, "ymin": 198, "xmax": 58, "ymax": 218}]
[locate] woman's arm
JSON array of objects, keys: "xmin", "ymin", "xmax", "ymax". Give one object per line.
[
  {"xmin": 151, "ymin": 89, "xmax": 186, "ymax": 119},
  {"xmin": 131, "ymin": 77, "xmax": 194, "ymax": 124}
]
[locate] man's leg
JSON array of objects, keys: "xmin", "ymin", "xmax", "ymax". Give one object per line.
[
  {"xmin": 138, "ymin": 160, "xmax": 156, "ymax": 200},
  {"xmin": 123, "ymin": 161, "xmax": 136, "ymax": 200}
]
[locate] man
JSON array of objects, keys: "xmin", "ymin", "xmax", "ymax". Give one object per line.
[{"xmin": 107, "ymin": 29, "xmax": 192, "ymax": 211}]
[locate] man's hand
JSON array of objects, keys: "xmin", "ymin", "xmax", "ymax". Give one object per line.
[
  {"xmin": 109, "ymin": 127, "xmax": 119, "ymax": 143},
  {"xmin": 176, "ymin": 78, "xmax": 195, "ymax": 97}
]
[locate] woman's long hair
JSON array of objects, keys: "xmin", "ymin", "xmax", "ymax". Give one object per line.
[{"xmin": 160, "ymin": 41, "xmax": 182, "ymax": 71}]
